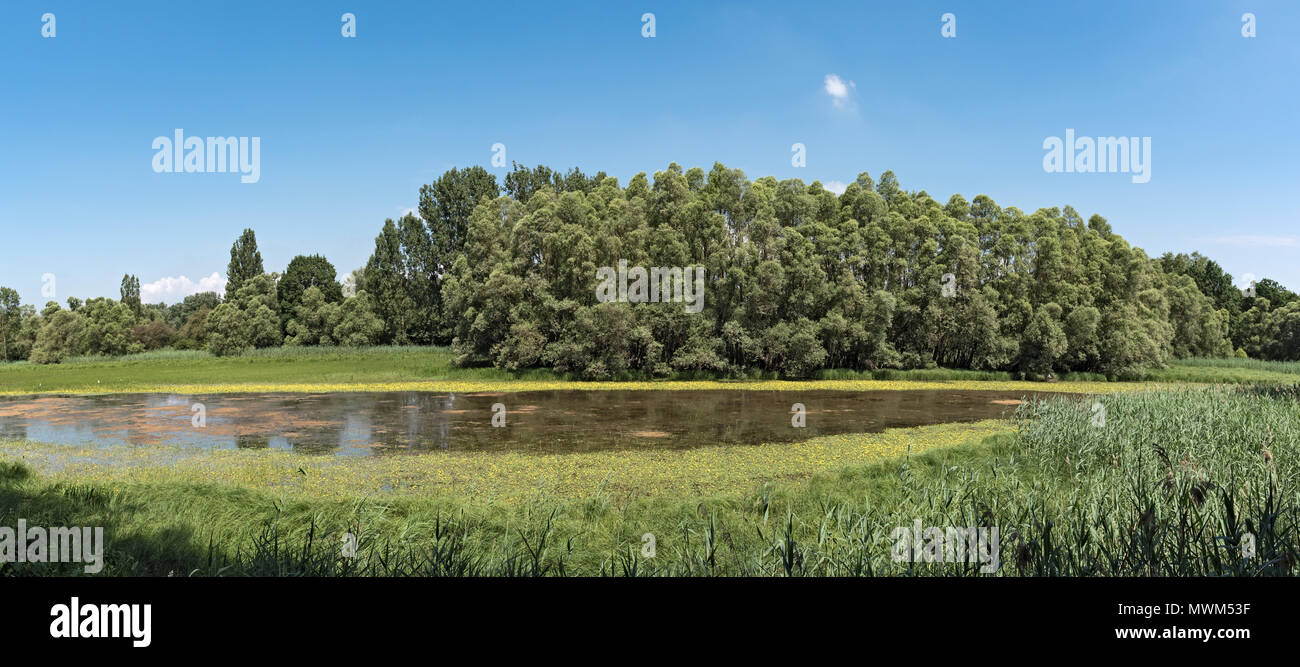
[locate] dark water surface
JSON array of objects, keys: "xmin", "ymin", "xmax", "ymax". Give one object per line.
[{"xmin": 0, "ymin": 390, "xmax": 1049, "ymax": 456}]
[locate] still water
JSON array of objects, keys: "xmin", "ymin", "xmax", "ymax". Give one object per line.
[{"xmin": 0, "ymin": 390, "xmax": 1046, "ymax": 456}]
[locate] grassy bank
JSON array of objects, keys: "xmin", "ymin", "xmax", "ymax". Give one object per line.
[
  {"xmin": 3, "ymin": 346, "xmax": 1298, "ymax": 395},
  {"xmin": 2, "ymin": 386, "xmax": 1296, "ymax": 576},
  {"xmin": 1139, "ymin": 357, "xmax": 1300, "ymax": 384}
]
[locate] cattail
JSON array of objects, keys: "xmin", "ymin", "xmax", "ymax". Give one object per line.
[
  {"xmin": 1016, "ymin": 542, "xmax": 1034, "ymax": 568},
  {"xmin": 1190, "ymin": 481, "xmax": 1214, "ymax": 507}
]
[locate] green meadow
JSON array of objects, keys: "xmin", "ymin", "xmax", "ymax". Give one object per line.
[{"xmin": 3, "ymin": 345, "xmax": 1300, "ymax": 395}]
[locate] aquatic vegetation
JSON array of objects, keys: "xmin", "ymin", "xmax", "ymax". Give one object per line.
[
  {"xmin": 1, "ymin": 420, "xmax": 1012, "ymax": 504},
  {"xmin": 3, "ymin": 385, "xmax": 1296, "ymax": 577}
]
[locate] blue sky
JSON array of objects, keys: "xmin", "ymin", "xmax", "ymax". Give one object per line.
[{"xmin": 2, "ymin": 1, "xmax": 1297, "ymax": 304}]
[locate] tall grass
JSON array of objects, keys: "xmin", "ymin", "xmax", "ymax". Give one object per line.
[
  {"xmin": 2, "ymin": 385, "xmax": 1295, "ymax": 576},
  {"xmin": 1140, "ymin": 357, "xmax": 1300, "ymax": 384},
  {"xmin": 1170, "ymin": 357, "xmax": 1300, "ymax": 374}
]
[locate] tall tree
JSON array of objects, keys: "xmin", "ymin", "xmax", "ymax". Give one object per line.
[
  {"xmin": 225, "ymin": 229, "xmax": 264, "ymax": 300},
  {"xmin": 419, "ymin": 166, "xmax": 499, "ymax": 265},
  {"xmin": 120, "ymin": 274, "xmax": 141, "ymax": 317},
  {"xmin": 364, "ymin": 219, "xmax": 411, "ymax": 344},
  {"xmin": 278, "ymin": 254, "xmax": 342, "ymax": 324},
  {"xmin": 0, "ymin": 287, "xmax": 20, "ymax": 361},
  {"xmin": 413, "ymin": 167, "xmax": 501, "ymax": 342}
]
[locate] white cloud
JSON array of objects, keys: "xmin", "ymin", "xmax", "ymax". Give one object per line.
[
  {"xmin": 823, "ymin": 73, "xmax": 856, "ymax": 109},
  {"xmin": 1236, "ymin": 272, "xmax": 1258, "ymax": 289},
  {"xmin": 141, "ymin": 272, "xmax": 227, "ymax": 304},
  {"xmin": 823, "ymin": 180, "xmax": 848, "ymax": 195}
]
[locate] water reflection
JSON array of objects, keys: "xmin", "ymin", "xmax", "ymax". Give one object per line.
[{"xmin": 0, "ymin": 390, "xmax": 1051, "ymax": 456}]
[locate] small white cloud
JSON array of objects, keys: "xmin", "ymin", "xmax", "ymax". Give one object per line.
[
  {"xmin": 823, "ymin": 73, "xmax": 856, "ymax": 109},
  {"xmin": 823, "ymin": 180, "xmax": 848, "ymax": 195},
  {"xmin": 141, "ymin": 272, "xmax": 227, "ymax": 304}
]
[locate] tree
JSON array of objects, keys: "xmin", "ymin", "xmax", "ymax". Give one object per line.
[
  {"xmin": 0, "ymin": 287, "xmax": 19, "ymax": 361},
  {"xmin": 433, "ymin": 162, "xmax": 1258, "ymax": 378},
  {"xmin": 285, "ymin": 286, "xmax": 342, "ymax": 346},
  {"xmin": 206, "ymin": 273, "xmax": 280, "ymax": 355},
  {"xmin": 231, "ymin": 274, "xmax": 281, "ymax": 348},
  {"xmin": 279, "ymin": 254, "xmax": 343, "ymax": 326},
  {"xmin": 175, "ymin": 307, "xmax": 212, "ymax": 350},
  {"xmin": 31, "ymin": 309, "xmax": 86, "ymax": 364},
  {"xmin": 12, "ymin": 306, "xmax": 39, "ymax": 361},
  {"xmin": 225, "ymin": 229, "xmax": 264, "ymax": 299},
  {"xmin": 333, "ymin": 291, "xmax": 384, "ymax": 346},
  {"xmin": 120, "ymin": 274, "xmax": 141, "ymax": 318},
  {"xmin": 205, "ymin": 303, "xmax": 250, "ymax": 356},
  {"xmin": 1019, "ymin": 303, "xmax": 1068, "ymax": 377},
  {"xmin": 502, "ymin": 162, "xmax": 563, "ymax": 204},
  {"xmin": 1251, "ymin": 279, "xmax": 1297, "ymax": 310},
  {"xmin": 412, "ymin": 167, "xmax": 501, "ymax": 341},
  {"xmin": 79, "ymin": 298, "xmax": 137, "ymax": 356},
  {"xmin": 342, "ymin": 268, "xmax": 364, "ymax": 297},
  {"xmin": 398, "ymin": 214, "xmax": 439, "ymax": 344},
  {"xmin": 364, "ymin": 218, "xmax": 411, "ymax": 344},
  {"xmin": 420, "ymin": 166, "xmax": 500, "ymax": 258},
  {"xmin": 164, "ymin": 292, "xmax": 221, "ymax": 329},
  {"xmin": 132, "ymin": 320, "xmax": 176, "ymax": 350},
  {"xmin": 20, "ymin": 161, "xmax": 1290, "ymax": 373}
]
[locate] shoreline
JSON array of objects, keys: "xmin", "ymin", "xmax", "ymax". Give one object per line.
[{"xmin": 0, "ymin": 378, "xmax": 1171, "ymax": 398}]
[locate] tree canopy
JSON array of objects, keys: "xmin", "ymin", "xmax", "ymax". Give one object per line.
[{"xmin": 5, "ymin": 163, "xmax": 1298, "ymax": 372}]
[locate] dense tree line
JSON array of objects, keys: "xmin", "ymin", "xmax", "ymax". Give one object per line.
[
  {"xmin": 0, "ymin": 230, "xmax": 383, "ymax": 363},
  {"xmin": 1156, "ymin": 251, "xmax": 1300, "ymax": 361},
  {"xmin": 3, "ymin": 162, "xmax": 1297, "ymax": 376},
  {"xmin": 350, "ymin": 162, "xmax": 1299, "ymax": 378}
]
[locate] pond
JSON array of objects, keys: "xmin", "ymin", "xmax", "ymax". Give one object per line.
[{"xmin": 0, "ymin": 390, "xmax": 1050, "ymax": 456}]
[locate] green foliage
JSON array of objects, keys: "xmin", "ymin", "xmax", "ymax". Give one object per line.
[
  {"xmin": 332, "ymin": 291, "xmax": 384, "ymax": 347},
  {"xmin": 162, "ymin": 292, "xmax": 221, "ymax": 330},
  {"xmin": 0, "ymin": 287, "xmax": 20, "ymax": 361},
  {"xmin": 424, "ymin": 163, "xmax": 1252, "ymax": 379},
  {"xmin": 205, "ymin": 302, "xmax": 250, "ymax": 357},
  {"xmin": 225, "ymin": 228, "xmax": 264, "ymax": 300},
  {"xmin": 206, "ymin": 273, "xmax": 282, "ymax": 356},
  {"xmin": 30, "ymin": 308, "xmax": 85, "ymax": 364},
  {"xmin": 7, "ymin": 165, "xmax": 1298, "ymax": 374},
  {"xmin": 363, "ymin": 218, "xmax": 412, "ymax": 344},
  {"xmin": 1019, "ymin": 303, "xmax": 1067, "ymax": 377},
  {"xmin": 78, "ymin": 298, "xmax": 138, "ymax": 357},
  {"xmin": 285, "ymin": 286, "xmax": 339, "ymax": 346},
  {"xmin": 175, "ymin": 306, "xmax": 213, "ymax": 350},
  {"xmin": 279, "ymin": 255, "xmax": 342, "ymax": 326},
  {"xmin": 131, "ymin": 320, "xmax": 176, "ymax": 350},
  {"xmin": 119, "ymin": 274, "xmax": 141, "ymax": 317}
]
